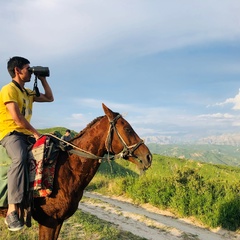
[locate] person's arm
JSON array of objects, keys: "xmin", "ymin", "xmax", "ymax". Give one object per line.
[
  {"xmin": 33, "ymin": 77, "xmax": 54, "ymax": 102},
  {"xmin": 5, "ymin": 101, "xmax": 41, "ymax": 139}
]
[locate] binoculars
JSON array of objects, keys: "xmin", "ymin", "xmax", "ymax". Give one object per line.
[{"xmin": 28, "ymin": 66, "xmax": 50, "ymax": 77}]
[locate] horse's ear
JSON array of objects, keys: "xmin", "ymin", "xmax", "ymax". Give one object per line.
[{"xmin": 102, "ymin": 103, "xmax": 114, "ymax": 120}]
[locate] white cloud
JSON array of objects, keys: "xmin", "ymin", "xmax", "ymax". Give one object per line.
[
  {"xmin": 71, "ymin": 113, "xmax": 84, "ymax": 119},
  {"xmin": 213, "ymin": 89, "xmax": 240, "ymax": 110},
  {"xmin": 68, "ymin": 98, "xmax": 232, "ymax": 134},
  {"xmin": 31, "ymin": 95, "xmax": 240, "ymax": 137},
  {"xmin": 197, "ymin": 113, "xmax": 234, "ymax": 120},
  {"xmin": 1, "ymin": 0, "xmax": 240, "ymax": 60}
]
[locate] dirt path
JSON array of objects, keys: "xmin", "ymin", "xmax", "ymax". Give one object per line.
[{"xmin": 79, "ymin": 191, "xmax": 240, "ymax": 240}]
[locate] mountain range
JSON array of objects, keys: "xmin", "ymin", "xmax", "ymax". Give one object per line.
[
  {"xmin": 144, "ymin": 133, "xmax": 240, "ymax": 168},
  {"xmin": 144, "ymin": 132, "xmax": 240, "ymax": 146}
]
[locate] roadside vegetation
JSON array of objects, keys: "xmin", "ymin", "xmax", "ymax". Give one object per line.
[{"xmin": 86, "ymin": 154, "xmax": 240, "ymax": 231}]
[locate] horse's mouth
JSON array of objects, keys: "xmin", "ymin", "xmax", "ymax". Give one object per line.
[
  {"xmin": 140, "ymin": 163, "xmax": 151, "ymax": 171},
  {"xmin": 138, "ymin": 153, "xmax": 152, "ymax": 170},
  {"xmin": 125, "ymin": 155, "xmax": 152, "ymax": 172}
]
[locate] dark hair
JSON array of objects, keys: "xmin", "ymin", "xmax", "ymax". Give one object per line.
[
  {"xmin": 7, "ymin": 56, "xmax": 30, "ymax": 78},
  {"xmin": 66, "ymin": 129, "xmax": 71, "ymax": 133}
]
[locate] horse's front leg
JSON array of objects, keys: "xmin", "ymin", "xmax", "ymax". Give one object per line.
[{"xmin": 39, "ymin": 221, "xmax": 63, "ymax": 240}]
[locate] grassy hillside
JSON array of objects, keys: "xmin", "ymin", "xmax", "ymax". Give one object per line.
[
  {"xmin": 37, "ymin": 127, "xmax": 78, "ymax": 138},
  {"xmin": 147, "ymin": 143, "xmax": 240, "ymax": 167},
  {"xmin": 87, "ymin": 154, "xmax": 240, "ymax": 231}
]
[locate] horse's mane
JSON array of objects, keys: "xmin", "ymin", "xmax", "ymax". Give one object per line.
[{"xmin": 71, "ymin": 115, "xmax": 105, "ymax": 141}]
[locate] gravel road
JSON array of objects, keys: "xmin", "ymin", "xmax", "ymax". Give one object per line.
[{"xmin": 78, "ymin": 191, "xmax": 240, "ymax": 240}]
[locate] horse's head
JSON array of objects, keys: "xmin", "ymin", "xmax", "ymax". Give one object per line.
[{"xmin": 102, "ymin": 103, "xmax": 152, "ymax": 171}]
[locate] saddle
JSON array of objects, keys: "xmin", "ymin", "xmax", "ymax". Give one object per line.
[{"xmin": 0, "ymin": 135, "xmax": 64, "ymax": 208}]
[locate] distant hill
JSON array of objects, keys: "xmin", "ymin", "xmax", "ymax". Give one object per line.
[
  {"xmin": 37, "ymin": 127, "xmax": 78, "ymax": 138},
  {"xmin": 147, "ymin": 143, "xmax": 240, "ymax": 167},
  {"xmin": 144, "ymin": 133, "xmax": 240, "ymax": 167}
]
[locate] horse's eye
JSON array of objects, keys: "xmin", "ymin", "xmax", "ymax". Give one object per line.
[{"xmin": 124, "ymin": 127, "xmax": 132, "ymax": 133}]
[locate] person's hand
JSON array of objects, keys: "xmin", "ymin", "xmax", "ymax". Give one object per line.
[
  {"xmin": 37, "ymin": 76, "xmax": 47, "ymax": 82},
  {"xmin": 34, "ymin": 133, "xmax": 42, "ymax": 140}
]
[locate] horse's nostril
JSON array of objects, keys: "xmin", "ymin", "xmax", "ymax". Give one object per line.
[{"xmin": 147, "ymin": 154, "xmax": 152, "ymax": 165}]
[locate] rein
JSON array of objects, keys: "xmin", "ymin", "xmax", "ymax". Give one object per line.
[
  {"xmin": 46, "ymin": 114, "xmax": 143, "ymax": 162},
  {"xmin": 45, "ymin": 133, "xmax": 108, "ymax": 161}
]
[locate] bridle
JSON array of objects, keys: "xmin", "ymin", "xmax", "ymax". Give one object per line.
[
  {"xmin": 54, "ymin": 114, "xmax": 144, "ymax": 162},
  {"xmin": 105, "ymin": 114, "xmax": 144, "ymax": 160}
]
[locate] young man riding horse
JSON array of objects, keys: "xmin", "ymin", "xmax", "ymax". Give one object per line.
[{"xmin": 0, "ymin": 56, "xmax": 54, "ymax": 231}]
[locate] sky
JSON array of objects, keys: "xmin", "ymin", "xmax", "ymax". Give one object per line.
[{"xmin": 1, "ymin": 0, "xmax": 240, "ymax": 141}]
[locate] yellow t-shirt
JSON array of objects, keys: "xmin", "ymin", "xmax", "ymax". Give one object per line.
[{"xmin": 0, "ymin": 82, "xmax": 34, "ymax": 140}]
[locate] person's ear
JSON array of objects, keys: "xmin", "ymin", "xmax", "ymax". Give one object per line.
[{"xmin": 15, "ymin": 67, "xmax": 21, "ymax": 75}]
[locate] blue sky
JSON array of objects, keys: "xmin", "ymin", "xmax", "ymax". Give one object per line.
[{"xmin": 1, "ymin": 0, "xmax": 240, "ymax": 140}]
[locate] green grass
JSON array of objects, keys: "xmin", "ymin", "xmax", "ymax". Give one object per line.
[{"xmin": 0, "ymin": 210, "xmax": 146, "ymax": 240}]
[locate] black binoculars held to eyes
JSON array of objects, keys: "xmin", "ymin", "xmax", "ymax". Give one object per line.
[{"xmin": 28, "ymin": 66, "xmax": 50, "ymax": 77}]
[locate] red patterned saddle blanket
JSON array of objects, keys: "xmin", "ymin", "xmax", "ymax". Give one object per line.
[{"xmin": 28, "ymin": 135, "xmax": 60, "ymax": 197}]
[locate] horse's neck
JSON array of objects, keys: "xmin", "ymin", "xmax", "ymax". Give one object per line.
[
  {"xmin": 73, "ymin": 118, "xmax": 108, "ymax": 156},
  {"xmin": 65, "ymin": 120, "xmax": 108, "ymax": 191}
]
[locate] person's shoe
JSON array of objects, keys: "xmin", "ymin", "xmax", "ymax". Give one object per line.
[{"xmin": 4, "ymin": 211, "xmax": 24, "ymax": 231}]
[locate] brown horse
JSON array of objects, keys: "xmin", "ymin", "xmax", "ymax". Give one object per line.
[{"xmin": 0, "ymin": 103, "xmax": 152, "ymax": 239}]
